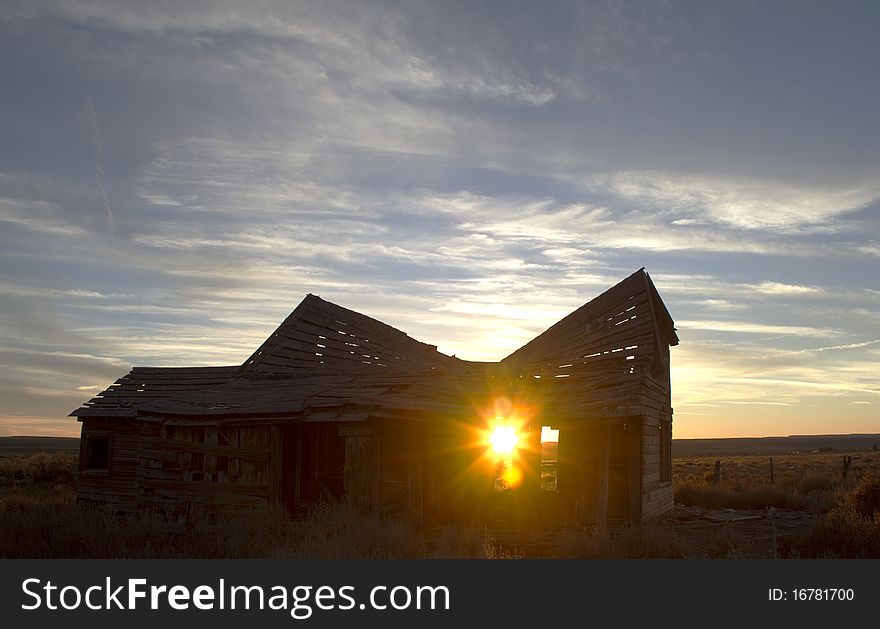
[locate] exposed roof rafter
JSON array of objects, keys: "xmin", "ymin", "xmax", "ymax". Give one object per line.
[{"xmin": 70, "ymin": 269, "xmax": 677, "ymax": 422}]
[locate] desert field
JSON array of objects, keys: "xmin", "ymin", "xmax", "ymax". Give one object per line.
[
  {"xmin": 2, "ymin": 440, "xmax": 878, "ymax": 559},
  {"xmin": 665, "ymin": 450, "xmax": 880, "ymax": 558},
  {"xmin": 674, "ymin": 450, "xmax": 879, "ymax": 507}
]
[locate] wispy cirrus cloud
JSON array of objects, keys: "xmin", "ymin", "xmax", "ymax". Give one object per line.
[
  {"xmin": 0, "ymin": 197, "xmax": 88, "ymax": 236},
  {"xmin": 677, "ymin": 320, "xmax": 842, "ymax": 337},
  {"xmin": 584, "ymin": 170, "xmax": 880, "ymax": 233}
]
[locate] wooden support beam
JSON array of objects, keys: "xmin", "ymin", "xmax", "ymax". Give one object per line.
[
  {"xmin": 595, "ymin": 424, "xmax": 611, "ymax": 531},
  {"xmin": 270, "ymin": 425, "xmax": 281, "ymax": 506},
  {"xmin": 294, "ymin": 424, "xmax": 302, "ymax": 506},
  {"xmin": 627, "ymin": 416, "xmax": 643, "ymax": 524},
  {"xmin": 343, "ymin": 429, "xmax": 374, "ymax": 513},
  {"xmin": 371, "ymin": 427, "xmax": 381, "ymax": 516},
  {"xmin": 205, "ymin": 428, "xmax": 218, "ymax": 481}
]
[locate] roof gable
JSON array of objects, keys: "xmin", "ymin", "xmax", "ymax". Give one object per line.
[
  {"xmin": 241, "ymin": 294, "xmax": 463, "ymax": 375},
  {"xmin": 501, "ymin": 268, "xmax": 677, "ymax": 376},
  {"xmin": 70, "ymin": 270, "xmax": 677, "ymax": 419}
]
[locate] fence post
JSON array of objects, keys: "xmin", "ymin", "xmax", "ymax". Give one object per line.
[
  {"xmin": 769, "ymin": 456, "xmax": 774, "ymax": 485},
  {"xmin": 713, "ymin": 460, "xmax": 721, "ymax": 486},
  {"xmin": 842, "ymin": 455, "xmax": 852, "ymax": 481}
]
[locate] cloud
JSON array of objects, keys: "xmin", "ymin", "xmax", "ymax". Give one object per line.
[
  {"xmin": 677, "ymin": 320, "xmax": 841, "ymax": 337},
  {"xmin": 6, "ymin": 0, "xmax": 557, "ymax": 107},
  {"xmin": 0, "ymin": 197, "xmax": 88, "ymax": 236},
  {"xmin": 584, "ymin": 170, "xmax": 880, "ymax": 233},
  {"xmin": 0, "ymin": 280, "xmax": 109, "ymax": 300},
  {"xmin": 856, "ymin": 242, "xmax": 880, "ymax": 257},
  {"xmin": 753, "ymin": 282, "xmax": 819, "ymax": 295},
  {"xmin": 2, "ymin": 1, "xmax": 880, "ymax": 439},
  {"xmin": 0, "ymin": 347, "xmax": 128, "ymax": 379},
  {"xmin": 85, "ymin": 100, "xmax": 114, "ymax": 229},
  {"xmin": 717, "ymin": 376, "xmax": 880, "ymax": 398},
  {"xmin": 788, "ymin": 339, "xmax": 880, "ymax": 355}
]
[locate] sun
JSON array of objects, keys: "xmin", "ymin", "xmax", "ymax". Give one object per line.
[{"xmin": 489, "ymin": 425, "xmax": 519, "ymax": 456}]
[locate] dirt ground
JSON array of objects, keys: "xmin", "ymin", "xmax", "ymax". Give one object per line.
[
  {"xmin": 663, "ymin": 504, "xmax": 816, "ymax": 558},
  {"xmin": 482, "ymin": 504, "xmax": 818, "ymax": 558}
]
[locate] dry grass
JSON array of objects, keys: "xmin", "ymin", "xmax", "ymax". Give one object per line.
[
  {"xmin": 549, "ymin": 525, "xmax": 685, "ymax": 559},
  {"xmin": 672, "ymin": 450, "xmax": 880, "ymax": 513},
  {"xmin": 672, "ymin": 453, "xmax": 880, "ymax": 558},
  {"xmin": 846, "ymin": 470, "xmax": 880, "ymax": 518},
  {"xmin": 0, "ymin": 498, "xmax": 496, "ymax": 559},
  {"xmin": 0, "ymin": 453, "xmax": 492, "ymax": 558},
  {"xmin": 0, "ymin": 452, "xmax": 78, "ymax": 485},
  {"xmin": 786, "ymin": 472, "xmax": 880, "ymax": 558},
  {"xmin": 3, "ymin": 450, "xmax": 880, "ymax": 558},
  {"xmin": 675, "ymin": 482, "xmax": 809, "ymax": 510},
  {"xmin": 674, "ymin": 451, "xmax": 878, "ymax": 493}
]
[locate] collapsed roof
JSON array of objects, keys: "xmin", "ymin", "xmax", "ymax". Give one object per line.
[{"xmin": 71, "ymin": 268, "xmax": 677, "ymax": 425}]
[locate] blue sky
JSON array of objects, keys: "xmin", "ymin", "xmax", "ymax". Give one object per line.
[{"xmin": 0, "ymin": 0, "xmax": 878, "ymax": 438}]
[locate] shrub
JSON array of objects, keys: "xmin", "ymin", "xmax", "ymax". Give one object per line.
[
  {"xmin": 797, "ymin": 475, "xmax": 838, "ymax": 496},
  {"xmin": 0, "ymin": 453, "xmax": 78, "ymax": 485},
  {"xmin": 675, "ymin": 481, "xmax": 806, "ymax": 510},
  {"xmin": 846, "ymin": 472, "xmax": 880, "ymax": 519},
  {"xmin": 789, "ymin": 472, "xmax": 880, "ymax": 558},
  {"xmin": 794, "ymin": 507, "xmax": 880, "ymax": 558}
]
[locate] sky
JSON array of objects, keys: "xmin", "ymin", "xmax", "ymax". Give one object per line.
[{"xmin": 0, "ymin": 0, "xmax": 878, "ymax": 439}]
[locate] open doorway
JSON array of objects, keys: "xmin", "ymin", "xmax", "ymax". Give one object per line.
[{"xmin": 280, "ymin": 423, "xmax": 345, "ymax": 514}]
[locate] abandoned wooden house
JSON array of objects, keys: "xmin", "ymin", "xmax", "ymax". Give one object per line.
[{"xmin": 71, "ymin": 268, "xmax": 678, "ymax": 526}]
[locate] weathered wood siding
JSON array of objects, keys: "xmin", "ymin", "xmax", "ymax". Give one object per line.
[
  {"xmin": 640, "ymin": 348, "xmax": 674, "ymax": 522},
  {"xmin": 136, "ymin": 423, "xmax": 272, "ymax": 516},
  {"xmin": 78, "ymin": 419, "xmax": 276, "ymax": 517},
  {"xmin": 77, "ymin": 418, "xmax": 140, "ymax": 512}
]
